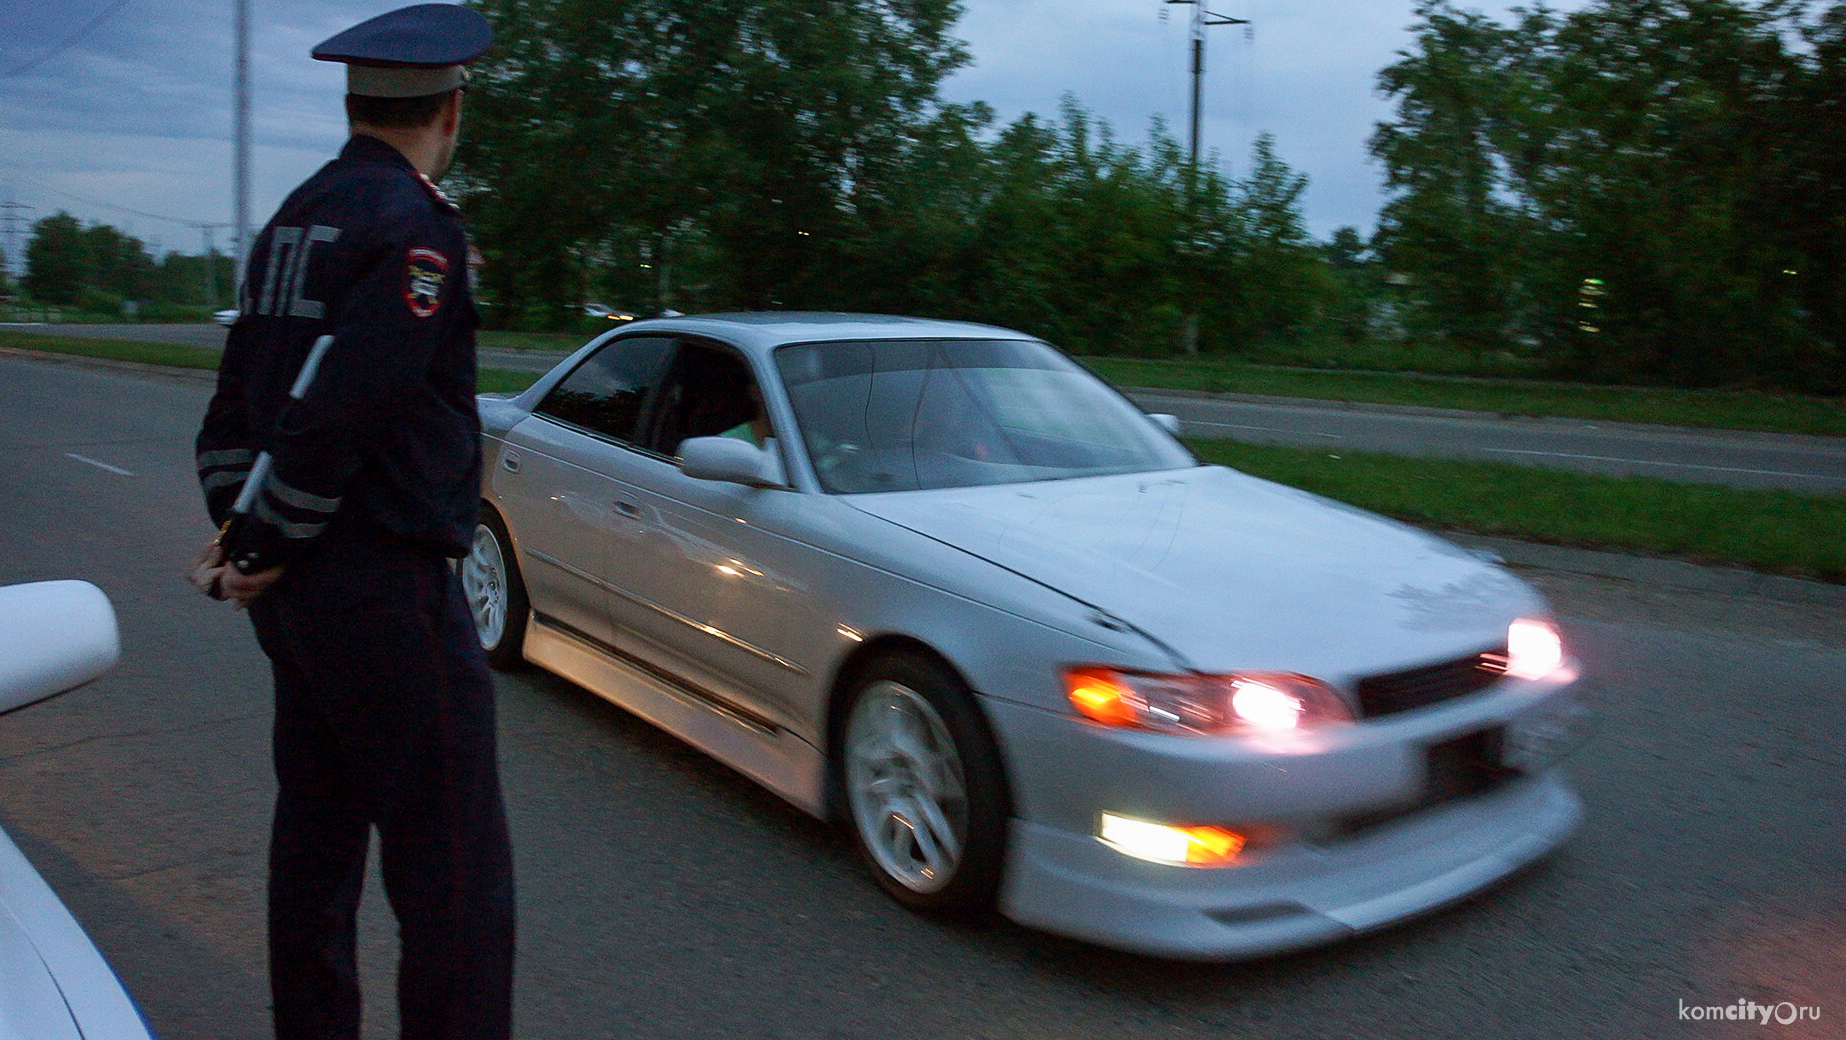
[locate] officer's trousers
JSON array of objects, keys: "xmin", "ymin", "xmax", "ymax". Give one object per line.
[{"xmin": 250, "ymin": 530, "xmax": 514, "ymax": 1040}]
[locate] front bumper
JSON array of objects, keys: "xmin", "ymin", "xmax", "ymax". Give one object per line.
[{"xmin": 986, "ymin": 675, "xmax": 1589, "ymax": 959}]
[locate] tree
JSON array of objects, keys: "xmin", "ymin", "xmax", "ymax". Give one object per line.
[
  {"xmin": 456, "ymin": 0, "xmax": 973, "ymax": 322},
  {"xmin": 23, "ymin": 212, "xmax": 85, "ymax": 305},
  {"xmin": 1372, "ymin": 0, "xmax": 1837, "ymax": 391}
]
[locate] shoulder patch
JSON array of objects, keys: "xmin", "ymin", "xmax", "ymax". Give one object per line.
[{"xmin": 405, "ymin": 248, "xmax": 450, "ymax": 318}]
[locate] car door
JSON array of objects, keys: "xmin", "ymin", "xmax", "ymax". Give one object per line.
[
  {"xmin": 598, "ymin": 339, "xmax": 833, "ymax": 738},
  {"xmin": 494, "ymin": 334, "xmax": 675, "ymax": 648}
]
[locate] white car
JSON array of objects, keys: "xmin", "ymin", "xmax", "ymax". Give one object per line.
[
  {"xmin": 212, "ymin": 309, "xmax": 240, "ymax": 327},
  {"xmin": 461, "ymin": 313, "xmax": 1590, "ymax": 959},
  {"xmin": 0, "ymin": 580, "xmax": 156, "ymax": 1038}
]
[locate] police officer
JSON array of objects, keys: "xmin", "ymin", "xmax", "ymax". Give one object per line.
[{"xmin": 189, "ymin": 6, "xmax": 513, "ymax": 1038}]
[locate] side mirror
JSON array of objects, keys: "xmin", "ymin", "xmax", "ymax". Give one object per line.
[
  {"xmin": 1149, "ymin": 413, "xmax": 1182, "ymax": 436},
  {"xmin": 679, "ymin": 436, "xmax": 786, "ymax": 488},
  {"xmin": 0, "ymin": 581, "xmax": 121, "ymax": 715}
]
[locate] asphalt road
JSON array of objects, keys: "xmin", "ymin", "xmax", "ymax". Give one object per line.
[
  {"xmin": 8, "ymin": 322, "xmax": 1844, "ymax": 493},
  {"xmin": 1, "ymin": 353, "xmax": 1842, "ymax": 1039}
]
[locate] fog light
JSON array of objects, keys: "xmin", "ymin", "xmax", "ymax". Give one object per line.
[{"xmin": 1099, "ymin": 813, "xmax": 1246, "ymax": 867}]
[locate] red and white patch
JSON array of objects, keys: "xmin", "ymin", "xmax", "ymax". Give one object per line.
[{"xmin": 405, "ymin": 248, "xmax": 450, "ymax": 318}]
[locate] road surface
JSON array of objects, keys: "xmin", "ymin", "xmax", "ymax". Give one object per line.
[{"xmin": 0, "ymin": 354, "xmax": 1841, "ymax": 1039}]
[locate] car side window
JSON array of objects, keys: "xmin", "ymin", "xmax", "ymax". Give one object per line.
[
  {"xmin": 537, "ymin": 336, "xmax": 675, "ymax": 443},
  {"xmin": 640, "ymin": 341, "xmax": 771, "ymax": 459}
]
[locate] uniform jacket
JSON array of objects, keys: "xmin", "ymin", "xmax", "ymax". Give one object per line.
[{"xmin": 196, "ymin": 134, "xmax": 482, "ymax": 571}]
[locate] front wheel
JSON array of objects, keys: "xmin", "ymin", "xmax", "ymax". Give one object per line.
[
  {"xmin": 461, "ymin": 506, "xmax": 530, "ymax": 670},
  {"xmin": 840, "ymin": 654, "xmax": 1010, "ymax": 914}
]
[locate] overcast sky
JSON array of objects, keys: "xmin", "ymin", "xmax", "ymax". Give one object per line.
[{"xmin": 0, "ymin": 0, "xmax": 1572, "ymax": 269}]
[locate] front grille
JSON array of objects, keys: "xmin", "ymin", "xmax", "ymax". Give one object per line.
[{"xmin": 1354, "ymin": 645, "xmax": 1508, "ymax": 718}]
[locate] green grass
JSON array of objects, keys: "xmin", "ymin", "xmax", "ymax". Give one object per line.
[
  {"xmin": 477, "ymin": 330, "xmax": 585, "ymax": 352},
  {"xmin": 1086, "ymin": 356, "xmax": 1846, "ymax": 437},
  {"xmin": 0, "ymin": 329, "xmax": 545, "ymax": 395},
  {"xmin": 0, "ymin": 329, "xmax": 225, "ymax": 371},
  {"xmin": 477, "ymin": 367, "xmax": 544, "ymax": 394},
  {"xmin": 1187, "ymin": 438, "xmax": 1846, "ymax": 583}
]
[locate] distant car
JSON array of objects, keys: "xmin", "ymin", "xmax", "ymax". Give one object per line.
[
  {"xmin": 461, "ymin": 313, "xmax": 1590, "ymax": 959},
  {"xmin": 580, "ymin": 303, "xmax": 636, "ymax": 322},
  {"xmin": 213, "ymin": 308, "xmax": 239, "ymax": 327},
  {"xmin": 0, "ymin": 580, "xmax": 157, "ymax": 1039}
]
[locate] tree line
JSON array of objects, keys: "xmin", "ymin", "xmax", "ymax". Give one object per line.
[
  {"xmin": 452, "ymin": 0, "xmax": 1331, "ymax": 356},
  {"xmin": 10, "ymin": 211, "xmax": 234, "ymax": 317},
  {"xmin": 1372, "ymin": 0, "xmax": 1844, "ymax": 392},
  {"xmin": 12, "ymin": 0, "xmax": 1840, "ymax": 392}
]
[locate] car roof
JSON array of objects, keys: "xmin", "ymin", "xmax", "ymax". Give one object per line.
[{"xmin": 619, "ymin": 312, "xmax": 1034, "ymax": 356}]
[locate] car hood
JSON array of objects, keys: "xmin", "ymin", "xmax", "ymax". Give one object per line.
[
  {"xmin": 845, "ymin": 466, "xmax": 1543, "ymax": 679},
  {"xmin": 0, "ymin": 826, "xmax": 152, "ymax": 1040},
  {"xmin": 0, "ymin": 905, "xmax": 82, "ymax": 1039}
]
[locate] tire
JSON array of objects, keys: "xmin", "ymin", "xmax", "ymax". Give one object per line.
[
  {"xmin": 461, "ymin": 505, "xmax": 530, "ymax": 670},
  {"xmin": 839, "ymin": 653, "xmax": 1010, "ymax": 914}
]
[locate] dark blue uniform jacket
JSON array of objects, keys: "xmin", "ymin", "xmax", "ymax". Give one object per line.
[{"xmin": 197, "ymin": 135, "xmax": 482, "ymax": 571}]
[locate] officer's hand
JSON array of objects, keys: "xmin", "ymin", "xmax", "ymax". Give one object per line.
[
  {"xmin": 220, "ymin": 564, "xmax": 287, "ymax": 610},
  {"xmin": 187, "ymin": 542, "xmax": 227, "ymax": 600}
]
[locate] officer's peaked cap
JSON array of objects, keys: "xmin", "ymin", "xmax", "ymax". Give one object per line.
[{"xmin": 313, "ymin": 4, "xmax": 492, "ymax": 99}]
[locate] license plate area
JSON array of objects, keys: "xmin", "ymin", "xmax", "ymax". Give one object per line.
[{"xmin": 1331, "ymin": 729, "xmax": 1509, "ymax": 838}]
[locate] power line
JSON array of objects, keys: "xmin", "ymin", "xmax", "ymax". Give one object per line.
[
  {"xmin": 5, "ymin": 168, "xmax": 226, "ymax": 228},
  {"xmin": 3, "ymin": 0, "xmax": 137, "ymax": 79}
]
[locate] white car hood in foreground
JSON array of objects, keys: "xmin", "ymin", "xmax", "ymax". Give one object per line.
[
  {"xmin": 0, "ymin": 826, "xmax": 152, "ymax": 1040},
  {"xmin": 847, "ymin": 466, "xmax": 1542, "ymax": 679}
]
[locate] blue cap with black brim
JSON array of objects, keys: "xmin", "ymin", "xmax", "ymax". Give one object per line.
[{"xmin": 312, "ymin": 3, "xmax": 493, "ymax": 99}]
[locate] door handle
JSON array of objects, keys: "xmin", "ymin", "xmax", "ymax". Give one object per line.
[
  {"xmin": 501, "ymin": 450, "xmax": 522, "ymax": 473},
  {"xmin": 614, "ymin": 500, "xmax": 641, "ymax": 519}
]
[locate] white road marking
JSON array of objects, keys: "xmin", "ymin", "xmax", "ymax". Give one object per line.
[
  {"xmin": 66, "ymin": 453, "xmax": 134, "ymax": 476},
  {"xmin": 1185, "ymin": 419, "xmax": 1346, "ymax": 440},
  {"xmin": 1483, "ymin": 448, "xmax": 1833, "ymax": 482}
]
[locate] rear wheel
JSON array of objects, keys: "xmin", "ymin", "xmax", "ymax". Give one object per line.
[
  {"xmin": 840, "ymin": 653, "xmax": 1009, "ymax": 913},
  {"xmin": 461, "ymin": 506, "xmax": 530, "ymax": 670}
]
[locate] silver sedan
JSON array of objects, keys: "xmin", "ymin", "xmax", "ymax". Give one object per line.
[{"xmin": 461, "ymin": 313, "xmax": 1589, "ymax": 959}]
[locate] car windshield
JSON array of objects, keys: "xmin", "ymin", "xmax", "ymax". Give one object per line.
[{"xmin": 775, "ymin": 338, "xmax": 1196, "ymax": 493}]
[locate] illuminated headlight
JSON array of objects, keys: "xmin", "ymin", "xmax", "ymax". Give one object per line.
[
  {"xmin": 1065, "ymin": 668, "xmax": 1352, "ymax": 735},
  {"xmin": 1506, "ymin": 618, "xmax": 1566, "ymax": 680},
  {"xmin": 1099, "ymin": 813, "xmax": 1246, "ymax": 867}
]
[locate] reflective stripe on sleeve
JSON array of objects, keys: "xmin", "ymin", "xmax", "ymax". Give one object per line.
[
  {"xmin": 254, "ymin": 496, "xmax": 329, "ymax": 540},
  {"xmin": 267, "ymin": 478, "xmax": 342, "ymax": 515},
  {"xmin": 202, "ymin": 470, "xmax": 248, "ymax": 493},
  {"xmin": 196, "ymin": 449, "xmax": 255, "ymax": 471}
]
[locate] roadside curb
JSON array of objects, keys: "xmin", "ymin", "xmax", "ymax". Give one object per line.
[
  {"xmin": 1120, "ymin": 385, "xmax": 1846, "ymax": 443},
  {"xmin": 1446, "ymin": 532, "xmax": 1846, "ymax": 609},
  {"xmin": 0, "ymin": 345, "xmax": 217, "ymax": 384},
  {"xmin": 4, "ymin": 343, "xmax": 1840, "ymax": 608}
]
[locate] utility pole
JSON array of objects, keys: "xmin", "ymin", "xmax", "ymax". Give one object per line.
[
  {"xmin": 0, "ymin": 200, "xmax": 31, "ymax": 285},
  {"xmin": 233, "ymin": 0, "xmax": 251, "ymax": 284},
  {"xmin": 1164, "ymin": 0, "xmax": 1248, "ymax": 355},
  {"xmin": 1166, "ymin": 0, "xmax": 1248, "ymax": 169}
]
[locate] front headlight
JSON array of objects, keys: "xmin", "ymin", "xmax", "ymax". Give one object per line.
[
  {"xmin": 1065, "ymin": 667, "xmax": 1353, "ymax": 735},
  {"xmin": 1505, "ymin": 618, "xmax": 1566, "ymax": 680}
]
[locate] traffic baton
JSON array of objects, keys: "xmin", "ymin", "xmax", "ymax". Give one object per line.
[{"xmin": 216, "ymin": 334, "xmax": 336, "ymax": 548}]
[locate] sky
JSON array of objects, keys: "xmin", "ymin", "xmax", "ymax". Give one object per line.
[{"xmin": 0, "ymin": 0, "xmax": 1575, "ymax": 274}]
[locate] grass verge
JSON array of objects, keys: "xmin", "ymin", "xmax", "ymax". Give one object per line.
[
  {"xmin": 0, "ymin": 329, "xmax": 224, "ymax": 371},
  {"xmin": 1, "ymin": 329, "xmax": 545, "ymax": 395},
  {"xmin": 1089, "ymin": 357, "xmax": 1846, "ymax": 437},
  {"xmin": 1187, "ymin": 439, "xmax": 1846, "ymax": 583}
]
